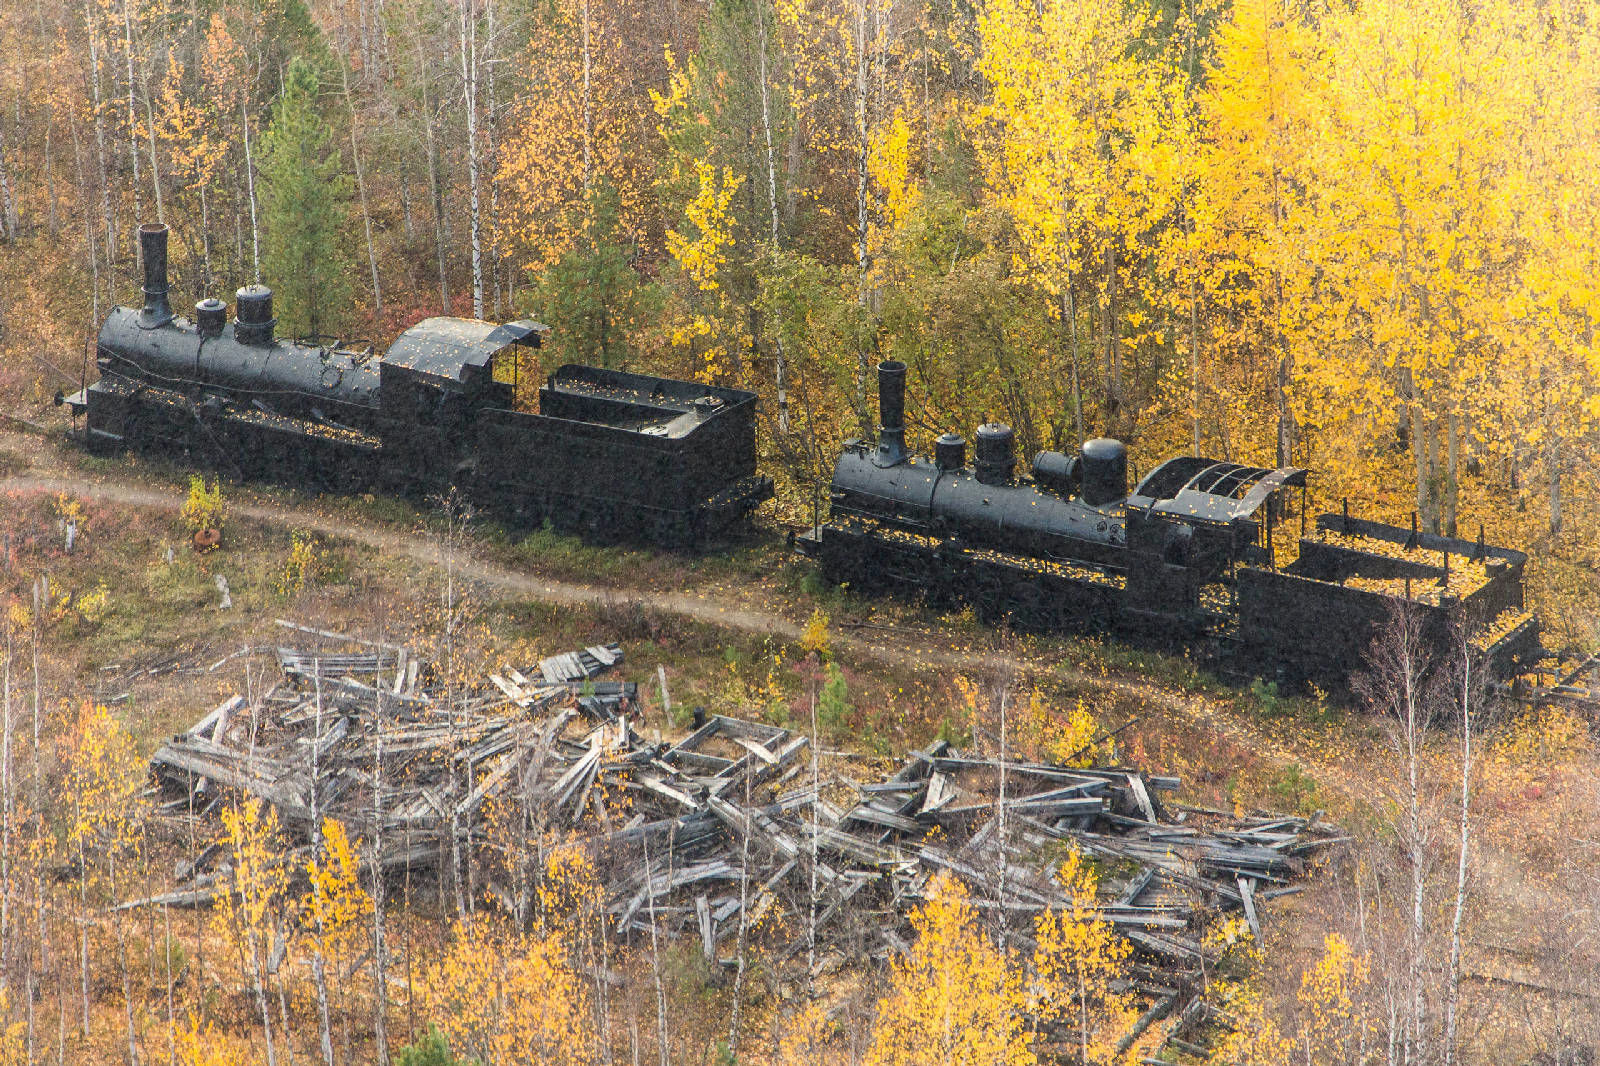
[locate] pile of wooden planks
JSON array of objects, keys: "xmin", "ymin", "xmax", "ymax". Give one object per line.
[
  {"xmin": 145, "ymin": 629, "xmax": 639, "ymax": 901},
  {"xmin": 142, "ymin": 627, "xmax": 1341, "ymax": 1048}
]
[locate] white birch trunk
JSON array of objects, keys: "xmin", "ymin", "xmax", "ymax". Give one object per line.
[
  {"xmin": 142, "ymin": 81, "xmax": 163, "ymax": 221},
  {"xmin": 241, "ymin": 98, "xmax": 260, "ymax": 283},
  {"xmin": 1, "ymin": 634, "xmax": 11, "ymax": 971},
  {"xmin": 342, "ymin": 63, "xmax": 382, "ymax": 313},
  {"xmin": 1442, "ymin": 641, "xmax": 1472, "ymax": 1066},
  {"xmin": 310, "ymin": 669, "xmax": 336, "ymax": 1066},
  {"xmin": 418, "ymin": 47, "xmax": 448, "ymax": 314},
  {"xmin": 753, "ymin": 0, "xmax": 788, "ymax": 431},
  {"xmin": 120, "ymin": 0, "xmax": 144, "ymax": 228},
  {"xmin": 461, "ymin": 0, "xmax": 484, "ymax": 319},
  {"xmin": 851, "ymin": 0, "xmax": 872, "ymax": 424},
  {"xmin": 1403, "ymin": 633, "xmax": 1428, "ymax": 1066},
  {"xmin": 85, "ymin": 5, "xmax": 117, "ymax": 278},
  {"xmin": 0, "ymin": 124, "xmax": 18, "ymax": 238},
  {"xmin": 371, "ymin": 683, "xmax": 390, "ymax": 1066},
  {"xmin": 581, "ymin": 0, "xmax": 593, "ymax": 196}
]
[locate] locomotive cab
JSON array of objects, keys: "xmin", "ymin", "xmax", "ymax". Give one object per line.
[{"xmin": 375, "ymin": 316, "xmax": 546, "ymax": 489}]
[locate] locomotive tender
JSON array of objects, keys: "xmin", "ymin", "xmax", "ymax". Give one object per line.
[
  {"xmin": 62, "ymin": 223, "xmax": 773, "ymax": 547},
  {"xmin": 800, "ymin": 360, "xmax": 1544, "ymax": 687}
]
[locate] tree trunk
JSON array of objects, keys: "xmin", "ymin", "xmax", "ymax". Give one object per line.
[
  {"xmin": 753, "ymin": 0, "xmax": 788, "ymax": 432},
  {"xmin": 143, "ymin": 82, "xmax": 164, "ymax": 222},
  {"xmin": 113, "ymin": 855, "xmax": 139, "ymax": 1066},
  {"xmin": 46, "ymin": 94, "xmax": 60, "ymax": 236},
  {"xmin": 580, "ymin": 0, "xmax": 593, "ymax": 197},
  {"xmin": 1, "ymin": 635, "xmax": 11, "ymax": 980},
  {"xmin": 1547, "ymin": 438, "xmax": 1561, "ymax": 536},
  {"xmin": 642, "ymin": 832, "xmax": 670, "ymax": 1066},
  {"xmin": 370, "ymin": 687, "xmax": 390, "ymax": 1066},
  {"xmin": 1444, "ymin": 412, "xmax": 1458, "ymax": 537},
  {"xmin": 0, "ymin": 123, "xmax": 17, "ymax": 239},
  {"xmin": 460, "ymin": 0, "xmax": 485, "ymax": 319},
  {"xmin": 1425, "ymin": 416, "xmax": 1441, "ymax": 533},
  {"xmin": 198, "ymin": 184, "xmax": 213, "ymax": 294},
  {"xmin": 341, "ymin": 64, "xmax": 382, "ymax": 314},
  {"xmin": 85, "ymin": 2, "xmax": 117, "ymax": 280},
  {"xmin": 485, "ymin": 0, "xmax": 502, "ymax": 320},
  {"xmin": 851, "ymin": 0, "xmax": 874, "ymax": 432},
  {"xmin": 1065, "ymin": 286, "xmax": 1084, "ymax": 447},
  {"xmin": 241, "ymin": 98, "xmax": 260, "ymax": 283},
  {"xmin": 399, "ymin": 166, "xmax": 415, "ymax": 242},
  {"xmin": 1275, "ymin": 365, "xmax": 1292, "ymax": 472},
  {"xmin": 1190, "ymin": 278, "xmax": 1201, "ymax": 457},
  {"xmin": 1442, "ymin": 641, "xmax": 1473, "ymax": 1066},
  {"xmin": 120, "ymin": 0, "xmax": 144, "ymax": 229},
  {"xmin": 1102, "ymin": 244, "xmax": 1122, "ymax": 435},
  {"xmin": 421, "ymin": 71, "xmax": 449, "ymax": 314},
  {"xmin": 726, "ymin": 773, "xmax": 753, "ymax": 1057},
  {"xmin": 1405, "ymin": 649, "xmax": 1428, "ymax": 1065},
  {"xmin": 1406, "ymin": 370, "xmax": 1430, "ymax": 532}
]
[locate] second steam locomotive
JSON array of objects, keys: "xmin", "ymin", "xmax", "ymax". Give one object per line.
[
  {"xmin": 799, "ymin": 360, "xmax": 1544, "ymax": 688},
  {"xmin": 62, "ymin": 223, "xmax": 773, "ymax": 548}
]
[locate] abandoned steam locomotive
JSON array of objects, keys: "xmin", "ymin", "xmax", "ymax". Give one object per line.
[
  {"xmin": 58, "ymin": 224, "xmax": 1560, "ymax": 691},
  {"xmin": 799, "ymin": 360, "xmax": 1544, "ymax": 686},
  {"xmin": 61, "ymin": 223, "xmax": 773, "ymax": 547}
]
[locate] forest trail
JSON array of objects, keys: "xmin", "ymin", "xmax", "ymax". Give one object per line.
[
  {"xmin": 15, "ymin": 462, "xmax": 1557, "ymax": 990},
  {"xmin": 0, "ymin": 462, "xmax": 1373, "ymax": 804}
]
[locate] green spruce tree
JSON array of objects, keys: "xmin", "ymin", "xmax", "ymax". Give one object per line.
[
  {"xmin": 533, "ymin": 182, "xmax": 658, "ymax": 369},
  {"xmin": 259, "ymin": 57, "xmax": 351, "ymax": 338}
]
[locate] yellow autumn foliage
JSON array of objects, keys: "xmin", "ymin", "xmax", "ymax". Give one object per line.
[
  {"xmin": 865, "ymin": 875, "xmax": 1035, "ymax": 1066},
  {"xmin": 419, "ymin": 914, "xmax": 595, "ymax": 1066},
  {"xmin": 302, "ymin": 817, "xmax": 373, "ymax": 960}
]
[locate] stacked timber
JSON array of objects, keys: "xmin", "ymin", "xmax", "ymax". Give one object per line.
[{"xmin": 141, "ymin": 626, "xmax": 1341, "ymax": 1049}]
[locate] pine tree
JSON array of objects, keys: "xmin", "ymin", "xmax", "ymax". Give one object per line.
[
  {"xmin": 531, "ymin": 182, "xmax": 658, "ymax": 369},
  {"xmin": 259, "ymin": 56, "xmax": 352, "ymax": 339}
]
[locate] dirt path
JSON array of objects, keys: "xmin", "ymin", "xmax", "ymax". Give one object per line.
[
  {"xmin": 16, "ymin": 452, "xmax": 1582, "ymax": 991},
  {"xmin": 0, "ymin": 466, "xmax": 1367, "ymax": 794},
  {"xmin": 4, "ymin": 470, "xmax": 810, "ymax": 637}
]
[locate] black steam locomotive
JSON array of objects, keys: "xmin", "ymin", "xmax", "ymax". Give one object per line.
[
  {"xmin": 61, "ymin": 223, "xmax": 773, "ymax": 547},
  {"xmin": 799, "ymin": 360, "xmax": 1545, "ymax": 687}
]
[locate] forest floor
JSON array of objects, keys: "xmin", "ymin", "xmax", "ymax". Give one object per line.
[{"xmin": 2, "ymin": 423, "xmax": 1597, "ymax": 1060}]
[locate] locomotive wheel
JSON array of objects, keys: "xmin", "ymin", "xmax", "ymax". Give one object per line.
[
  {"xmin": 125, "ymin": 408, "xmax": 188, "ymax": 457},
  {"xmin": 971, "ymin": 567, "xmax": 1010, "ymax": 625},
  {"xmin": 1007, "ymin": 578, "xmax": 1054, "ymax": 631}
]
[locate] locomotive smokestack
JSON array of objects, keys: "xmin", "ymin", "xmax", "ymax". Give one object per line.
[
  {"xmin": 138, "ymin": 223, "xmax": 174, "ymax": 329},
  {"xmin": 875, "ymin": 359, "xmax": 907, "ymax": 467}
]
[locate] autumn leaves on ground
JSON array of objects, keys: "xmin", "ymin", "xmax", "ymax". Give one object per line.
[
  {"xmin": 1, "ymin": 0, "xmax": 1600, "ymax": 1059},
  {"xmin": 0, "ymin": 445, "xmax": 1592, "ymax": 1065}
]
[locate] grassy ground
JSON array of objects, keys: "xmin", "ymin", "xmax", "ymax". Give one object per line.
[{"xmin": 2, "ymin": 422, "xmax": 1598, "ymax": 1061}]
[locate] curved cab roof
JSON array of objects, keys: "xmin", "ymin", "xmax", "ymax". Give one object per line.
[{"xmin": 382, "ymin": 317, "xmax": 546, "ymax": 386}]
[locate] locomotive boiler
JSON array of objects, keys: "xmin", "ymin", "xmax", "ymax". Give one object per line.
[
  {"xmin": 61, "ymin": 223, "xmax": 773, "ymax": 547},
  {"xmin": 801, "ymin": 360, "xmax": 1545, "ymax": 687}
]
